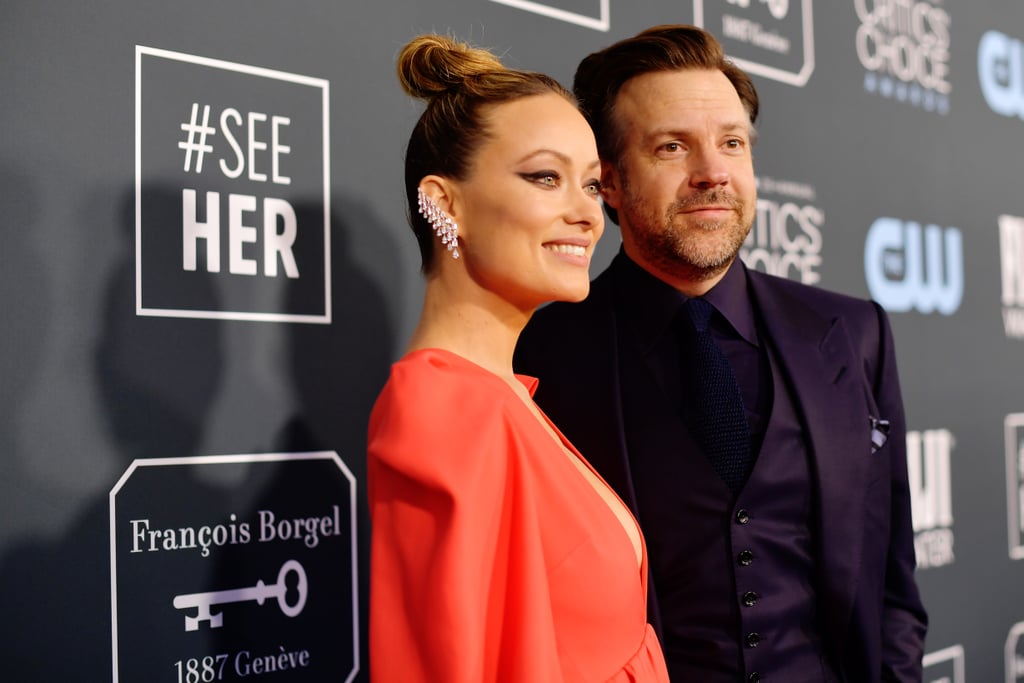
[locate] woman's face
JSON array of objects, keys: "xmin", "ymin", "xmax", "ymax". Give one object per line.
[{"xmin": 451, "ymin": 92, "xmax": 604, "ymax": 311}]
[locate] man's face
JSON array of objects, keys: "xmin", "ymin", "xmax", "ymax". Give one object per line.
[{"xmin": 601, "ymin": 68, "xmax": 756, "ymax": 291}]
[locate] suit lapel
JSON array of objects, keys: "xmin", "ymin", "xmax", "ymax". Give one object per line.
[{"xmin": 747, "ymin": 272, "xmax": 868, "ymax": 650}]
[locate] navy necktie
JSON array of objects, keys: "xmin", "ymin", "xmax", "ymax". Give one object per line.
[{"xmin": 678, "ymin": 297, "xmax": 752, "ymax": 494}]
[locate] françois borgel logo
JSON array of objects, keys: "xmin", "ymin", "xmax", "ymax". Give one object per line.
[
  {"xmin": 855, "ymin": 0, "xmax": 951, "ymax": 114},
  {"xmin": 1007, "ymin": 414, "xmax": 1024, "ymax": 560},
  {"xmin": 979, "ymin": 30, "xmax": 1024, "ymax": 120},
  {"xmin": 864, "ymin": 216, "xmax": 963, "ymax": 315},
  {"xmin": 1001, "ymin": 215, "xmax": 1024, "ymax": 339},
  {"xmin": 135, "ymin": 47, "xmax": 330, "ymax": 323},
  {"xmin": 908, "ymin": 429, "xmax": 955, "ymax": 569},
  {"xmin": 742, "ymin": 175, "xmax": 823, "ymax": 284},
  {"xmin": 110, "ymin": 452, "xmax": 359, "ymax": 683},
  {"xmin": 694, "ymin": 0, "xmax": 815, "ymax": 86}
]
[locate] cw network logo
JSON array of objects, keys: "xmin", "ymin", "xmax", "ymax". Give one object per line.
[
  {"xmin": 979, "ymin": 31, "xmax": 1024, "ymax": 120},
  {"xmin": 1007, "ymin": 414, "xmax": 1024, "ymax": 560},
  {"xmin": 855, "ymin": 0, "xmax": 951, "ymax": 114},
  {"xmin": 908, "ymin": 429, "xmax": 955, "ymax": 569},
  {"xmin": 695, "ymin": 0, "xmax": 815, "ymax": 86},
  {"xmin": 865, "ymin": 217, "xmax": 963, "ymax": 315},
  {"xmin": 1000, "ymin": 215, "xmax": 1024, "ymax": 339},
  {"xmin": 487, "ymin": 0, "xmax": 609, "ymax": 31},
  {"xmin": 923, "ymin": 645, "xmax": 965, "ymax": 683}
]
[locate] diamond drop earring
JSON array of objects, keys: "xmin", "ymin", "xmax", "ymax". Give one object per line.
[{"xmin": 417, "ymin": 188, "xmax": 460, "ymax": 260}]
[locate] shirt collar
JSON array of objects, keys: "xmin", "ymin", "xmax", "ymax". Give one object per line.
[
  {"xmin": 612, "ymin": 248, "xmax": 759, "ymax": 349},
  {"xmin": 704, "ymin": 256, "xmax": 759, "ymax": 347}
]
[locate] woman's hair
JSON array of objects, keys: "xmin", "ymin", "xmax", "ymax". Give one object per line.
[{"xmin": 398, "ymin": 34, "xmax": 575, "ymax": 272}]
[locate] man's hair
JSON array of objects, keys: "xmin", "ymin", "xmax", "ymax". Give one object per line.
[{"xmin": 573, "ymin": 24, "xmax": 759, "ymax": 168}]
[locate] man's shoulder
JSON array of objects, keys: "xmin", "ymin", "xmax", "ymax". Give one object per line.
[{"xmin": 748, "ymin": 268, "xmax": 878, "ymax": 318}]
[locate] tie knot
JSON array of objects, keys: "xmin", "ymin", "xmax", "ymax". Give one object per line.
[{"xmin": 684, "ymin": 297, "xmax": 714, "ymax": 333}]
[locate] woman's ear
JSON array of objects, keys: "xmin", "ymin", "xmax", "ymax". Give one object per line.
[
  {"xmin": 420, "ymin": 175, "xmax": 467, "ymax": 242},
  {"xmin": 419, "ymin": 175, "xmax": 457, "ymax": 217}
]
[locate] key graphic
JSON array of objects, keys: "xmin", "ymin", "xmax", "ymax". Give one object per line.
[{"xmin": 172, "ymin": 559, "xmax": 308, "ymax": 631}]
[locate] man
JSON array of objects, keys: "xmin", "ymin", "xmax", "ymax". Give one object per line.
[{"xmin": 515, "ymin": 25, "xmax": 927, "ymax": 682}]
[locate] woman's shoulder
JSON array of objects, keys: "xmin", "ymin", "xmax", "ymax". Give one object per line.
[
  {"xmin": 368, "ymin": 349, "xmax": 515, "ymax": 482},
  {"xmin": 383, "ymin": 348, "xmax": 508, "ymax": 400}
]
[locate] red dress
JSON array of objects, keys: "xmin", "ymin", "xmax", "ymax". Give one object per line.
[{"xmin": 368, "ymin": 349, "xmax": 669, "ymax": 682}]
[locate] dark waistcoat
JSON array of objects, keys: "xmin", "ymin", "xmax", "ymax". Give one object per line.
[{"xmin": 620, "ymin": 325, "xmax": 840, "ymax": 683}]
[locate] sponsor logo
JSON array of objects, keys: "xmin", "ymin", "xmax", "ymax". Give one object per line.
[
  {"xmin": 136, "ymin": 47, "xmax": 330, "ymax": 323},
  {"xmin": 741, "ymin": 175, "xmax": 823, "ymax": 284},
  {"xmin": 487, "ymin": 0, "xmax": 609, "ymax": 31},
  {"xmin": 908, "ymin": 429, "xmax": 955, "ymax": 569},
  {"xmin": 694, "ymin": 0, "xmax": 815, "ymax": 86},
  {"xmin": 110, "ymin": 452, "xmax": 359, "ymax": 682},
  {"xmin": 1008, "ymin": 622, "xmax": 1024, "ymax": 683},
  {"xmin": 855, "ymin": 0, "xmax": 951, "ymax": 114},
  {"xmin": 979, "ymin": 30, "xmax": 1024, "ymax": 120},
  {"xmin": 923, "ymin": 645, "xmax": 966, "ymax": 683},
  {"xmin": 1008, "ymin": 414, "xmax": 1024, "ymax": 560},
  {"xmin": 864, "ymin": 217, "xmax": 963, "ymax": 315},
  {"xmin": 1001, "ymin": 215, "xmax": 1024, "ymax": 339}
]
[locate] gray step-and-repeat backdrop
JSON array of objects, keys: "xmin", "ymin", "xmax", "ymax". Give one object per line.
[{"xmin": 2, "ymin": 1, "xmax": 1022, "ymax": 681}]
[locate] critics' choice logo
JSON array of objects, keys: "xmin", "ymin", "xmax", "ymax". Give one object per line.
[
  {"xmin": 1007, "ymin": 414, "xmax": 1024, "ymax": 560},
  {"xmin": 979, "ymin": 30, "xmax": 1024, "ymax": 120},
  {"xmin": 908, "ymin": 429, "xmax": 955, "ymax": 569},
  {"xmin": 136, "ymin": 46, "xmax": 330, "ymax": 323},
  {"xmin": 855, "ymin": 0, "xmax": 951, "ymax": 114},
  {"xmin": 486, "ymin": 0, "xmax": 609, "ymax": 31},
  {"xmin": 864, "ymin": 217, "xmax": 963, "ymax": 315},
  {"xmin": 741, "ymin": 176, "xmax": 823, "ymax": 284},
  {"xmin": 694, "ymin": 0, "xmax": 815, "ymax": 86},
  {"xmin": 922, "ymin": 645, "xmax": 966, "ymax": 683},
  {"xmin": 1001, "ymin": 215, "xmax": 1024, "ymax": 339}
]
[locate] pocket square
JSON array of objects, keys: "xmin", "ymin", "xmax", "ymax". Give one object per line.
[{"xmin": 869, "ymin": 416, "xmax": 890, "ymax": 453}]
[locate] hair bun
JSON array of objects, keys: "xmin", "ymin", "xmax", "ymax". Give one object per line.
[{"xmin": 397, "ymin": 34, "xmax": 505, "ymax": 99}]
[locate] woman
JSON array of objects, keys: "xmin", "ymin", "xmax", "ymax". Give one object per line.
[{"xmin": 367, "ymin": 34, "xmax": 669, "ymax": 682}]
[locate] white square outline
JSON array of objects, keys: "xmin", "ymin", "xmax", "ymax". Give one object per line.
[
  {"xmin": 488, "ymin": 0, "xmax": 610, "ymax": 32},
  {"xmin": 694, "ymin": 0, "xmax": 816, "ymax": 87},
  {"xmin": 109, "ymin": 451, "xmax": 359, "ymax": 683},
  {"xmin": 135, "ymin": 46, "xmax": 332, "ymax": 324},
  {"xmin": 1007, "ymin": 622, "xmax": 1024, "ymax": 683},
  {"xmin": 922, "ymin": 644, "xmax": 966, "ymax": 683},
  {"xmin": 1007, "ymin": 413, "xmax": 1024, "ymax": 559}
]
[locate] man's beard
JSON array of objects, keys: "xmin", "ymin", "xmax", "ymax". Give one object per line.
[{"xmin": 620, "ymin": 182, "xmax": 753, "ymax": 283}]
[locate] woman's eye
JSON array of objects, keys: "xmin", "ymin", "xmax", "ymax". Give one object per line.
[
  {"xmin": 522, "ymin": 171, "xmax": 560, "ymax": 187},
  {"xmin": 584, "ymin": 180, "xmax": 602, "ymax": 196}
]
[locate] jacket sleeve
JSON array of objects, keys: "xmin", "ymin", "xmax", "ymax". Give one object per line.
[
  {"xmin": 870, "ymin": 302, "xmax": 929, "ymax": 682},
  {"xmin": 366, "ymin": 362, "xmax": 563, "ymax": 682}
]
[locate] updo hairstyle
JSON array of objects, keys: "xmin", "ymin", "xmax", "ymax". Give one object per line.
[{"xmin": 397, "ymin": 34, "xmax": 575, "ymax": 272}]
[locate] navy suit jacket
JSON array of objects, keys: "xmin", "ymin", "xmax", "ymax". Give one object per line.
[{"xmin": 515, "ymin": 256, "xmax": 928, "ymax": 682}]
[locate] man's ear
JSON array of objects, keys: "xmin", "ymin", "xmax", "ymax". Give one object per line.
[{"xmin": 599, "ymin": 160, "xmax": 622, "ymax": 210}]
